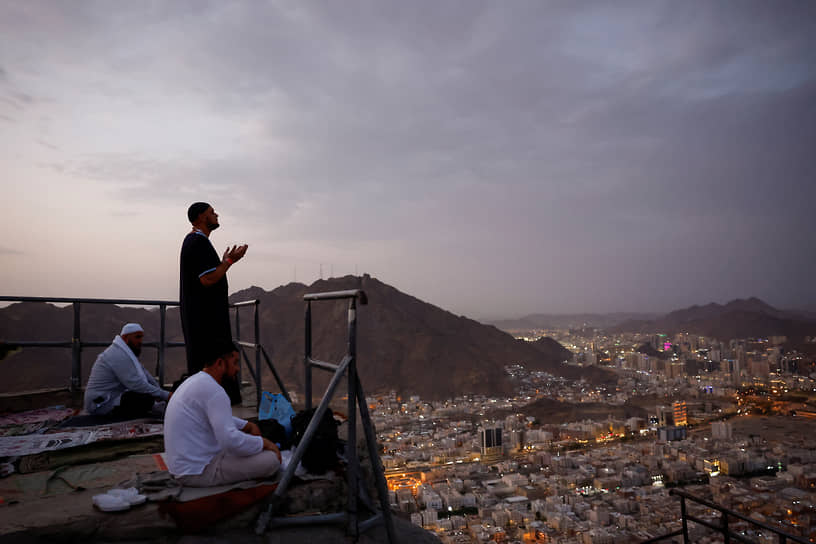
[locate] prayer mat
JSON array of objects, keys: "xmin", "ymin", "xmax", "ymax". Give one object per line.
[
  {"xmin": 0, "ymin": 430, "xmax": 98, "ymax": 457},
  {"xmin": 0, "ymin": 406, "xmax": 77, "ymax": 437},
  {"xmin": 56, "ymin": 413, "xmax": 161, "ymax": 428},
  {"xmin": 0, "ymin": 422, "xmax": 163, "ymax": 457}
]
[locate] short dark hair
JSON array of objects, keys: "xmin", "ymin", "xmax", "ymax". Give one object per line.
[
  {"xmin": 204, "ymin": 339, "xmax": 239, "ymax": 367},
  {"xmin": 187, "ymin": 201, "xmax": 211, "ymax": 223}
]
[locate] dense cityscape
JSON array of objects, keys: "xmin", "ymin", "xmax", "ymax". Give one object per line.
[
  {"xmin": 2, "ymin": 2, "xmax": 814, "ymax": 542},
  {"xmin": 373, "ymin": 329, "xmax": 816, "ymax": 543}
]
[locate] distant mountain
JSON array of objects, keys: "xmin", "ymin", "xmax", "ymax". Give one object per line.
[
  {"xmin": 527, "ymin": 336, "xmax": 574, "ymax": 363},
  {"xmin": 611, "ymin": 297, "xmax": 816, "ymax": 342},
  {"xmin": 0, "ymin": 276, "xmax": 614, "ymax": 399},
  {"xmin": 0, "ymin": 301, "xmax": 161, "ymax": 393},
  {"xmin": 782, "ymin": 307, "xmax": 816, "ymax": 321},
  {"xmin": 489, "ymin": 312, "xmax": 657, "ymax": 332}
]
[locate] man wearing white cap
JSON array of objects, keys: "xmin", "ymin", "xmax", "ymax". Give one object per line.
[{"xmin": 84, "ymin": 323, "xmax": 171, "ymax": 418}]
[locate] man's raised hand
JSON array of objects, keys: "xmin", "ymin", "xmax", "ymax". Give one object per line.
[{"xmin": 222, "ymin": 244, "xmax": 249, "ymax": 264}]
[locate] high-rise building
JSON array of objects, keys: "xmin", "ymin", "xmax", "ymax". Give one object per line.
[
  {"xmin": 732, "ymin": 357, "xmax": 742, "ymax": 385},
  {"xmin": 658, "ymin": 426, "xmax": 687, "ymax": 442},
  {"xmin": 667, "ymin": 360, "xmax": 685, "ymax": 379},
  {"xmin": 658, "ymin": 406, "xmax": 675, "ymax": 427},
  {"xmin": 507, "ymin": 429, "xmax": 524, "ymax": 452},
  {"xmin": 479, "ymin": 424, "xmax": 503, "ymax": 458},
  {"xmin": 749, "ymin": 358, "xmax": 769, "ymax": 380},
  {"xmin": 673, "ymin": 401, "xmax": 688, "ymax": 427},
  {"xmin": 711, "ymin": 421, "xmax": 733, "ymax": 440}
]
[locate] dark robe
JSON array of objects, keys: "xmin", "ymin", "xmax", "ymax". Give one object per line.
[{"xmin": 179, "ymin": 231, "xmax": 241, "ymax": 404}]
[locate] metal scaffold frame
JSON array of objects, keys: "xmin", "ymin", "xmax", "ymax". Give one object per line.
[{"xmin": 255, "ymin": 289, "xmax": 396, "ymax": 543}]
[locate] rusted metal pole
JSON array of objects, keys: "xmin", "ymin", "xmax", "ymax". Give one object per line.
[
  {"xmin": 254, "ymin": 300, "xmax": 261, "ymax": 406},
  {"xmin": 70, "ymin": 302, "xmax": 81, "ymax": 391},
  {"xmin": 305, "ymin": 300, "xmax": 312, "ymax": 409},
  {"xmin": 346, "ymin": 297, "xmax": 359, "ymax": 539},
  {"xmin": 158, "ymin": 304, "xmax": 166, "ymax": 385}
]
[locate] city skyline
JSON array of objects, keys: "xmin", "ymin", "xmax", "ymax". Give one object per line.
[{"xmin": 2, "ymin": 2, "xmax": 815, "ymax": 319}]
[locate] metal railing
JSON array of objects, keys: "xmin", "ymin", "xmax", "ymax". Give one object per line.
[
  {"xmin": 642, "ymin": 488, "xmax": 809, "ymax": 544},
  {"xmin": 0, "ymin": 295, "xmax": 276, "ymax": 406},
  {"xmin": 232, "ymin": 299, "xmax": 290, "ymax": 406},
  {"xmin": 256, "ymin": 289, "xmax": 396, "ymax": 543},
  {"xmin": 0, "ymin": 295, "xmax": 181, "ymax": 391}
]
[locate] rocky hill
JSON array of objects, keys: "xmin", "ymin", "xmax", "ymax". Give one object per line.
[
  {"xmin": 0, "ymin": 276, "xmax": 613, "ymax": 399},
  {"xmin": 489, "ymin": 312, "xmax": 656, "ymax": 332},
  {"xmin": 609, "ymin": 297, "xmax": 816, "ymax": 342},
  {"xmin": 526, "ymin": 336, "xmax": 574, "ymax": 363}
]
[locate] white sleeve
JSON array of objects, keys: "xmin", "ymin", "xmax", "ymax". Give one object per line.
[
  {"xmin": 110, "ymin": 355, "xmax": 169, "ymax": 400},
  {"xmin": 233, "ymin": 416, "xmax": 248, "ymax": 429},
  {"xmin": 205, "ymin": 392, "xmax": 262, "ymax": 457}
]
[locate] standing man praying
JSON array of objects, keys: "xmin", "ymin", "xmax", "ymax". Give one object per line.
[{"xmin": 180, "ymin": 202, "xmax": 247, "ymax": 404}]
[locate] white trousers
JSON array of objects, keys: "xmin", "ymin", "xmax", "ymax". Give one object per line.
[{"xmin": 176, "ymin": 449, "xmax": 280, "ymax": 487}]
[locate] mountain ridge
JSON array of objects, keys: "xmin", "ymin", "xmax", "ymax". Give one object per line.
[
  {"xmin": 0, "ymin": 276, "xmax": 611, "ymax": 399},
  {"xmin": 489, "ymin": 297, "xmax": 816, "ymax": 345},
  {"xmin": 609, "ymin": 297, "xmax": 816, "ymax": 341},
  {"xmin": 487, "ymin": 312, "xmax": 657, "ymax": 331}
]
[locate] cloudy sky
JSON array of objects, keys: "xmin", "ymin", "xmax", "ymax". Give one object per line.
[{"xmin": 1, "ymin": 1, "xmax": 815, "ymax": 319}]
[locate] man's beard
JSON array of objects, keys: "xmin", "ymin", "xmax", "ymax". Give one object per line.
[
  {"xmin": 128, "ymin": 343, "xmax": 142, "ymax": 357},
  {"xmin": 207, "ymin": 221, "xmax": 219, "ymax": 231}
]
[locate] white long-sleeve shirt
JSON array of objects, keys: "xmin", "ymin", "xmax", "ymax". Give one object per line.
[
  {"xmin": 163, "ymin": 371, "xmax": 262, "ymax": 476},
  {"xmin": 84, "ymin": 336, "xmax": 169, "ymax": 414}
]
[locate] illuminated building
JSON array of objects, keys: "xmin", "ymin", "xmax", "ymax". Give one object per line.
[{"xmin": 673, "ymin": 401, "xmax": 688, "ymax": 427}]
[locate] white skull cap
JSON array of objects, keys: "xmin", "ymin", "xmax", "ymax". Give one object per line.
[{"xmin": 120, "ymin": 323, "xmax": 144, "ymax": 335}]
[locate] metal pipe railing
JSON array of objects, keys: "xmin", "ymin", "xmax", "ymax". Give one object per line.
[
  {"xmin": 230, "ymin": 298, "xmax": 284, "ymax": 407},
  {"xmin": 642, "ymin": 488, "xmax": 809, "ymax": 544},
  {"xmin": 0, "ymin": 295, "xmax": 180, "ymax": 392},
  {"xmin": 0, "ymin": 295, "xmax": 270, "ymax": 399},
  {"xmin": 257, "ymin": 288, "xmax": 395, "ymax": 543},
  {"xmin": 303, "ymin": 289, "xmax": 366, "ymax": 410}
]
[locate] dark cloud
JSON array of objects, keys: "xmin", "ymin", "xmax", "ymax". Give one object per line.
[{"xmin": 2, "ymin": 1, "xmax": 815, "ymax": 314}]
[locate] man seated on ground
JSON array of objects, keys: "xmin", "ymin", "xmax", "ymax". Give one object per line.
[
  {"xmin": 163, "ymin": 340, "xmax": 281, "ymax": 487},
  {"xmin": 84, "ymin": 323, "xmax": 170, "ymax": 418}
]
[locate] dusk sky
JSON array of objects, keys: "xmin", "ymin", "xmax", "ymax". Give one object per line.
[{"xmin": 2, "ymin": 1, "xmax": 815, "ymax": 319}]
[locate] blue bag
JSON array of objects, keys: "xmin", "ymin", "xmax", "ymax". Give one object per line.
[{"xmin": 258, "ymin": 392, "xmax": 295, "ymax": 437}]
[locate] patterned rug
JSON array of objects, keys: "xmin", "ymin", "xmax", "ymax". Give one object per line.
[
  {"xmin": 0, "ymin": 407, "xmax": 77, "ymax": 437},
  {"xmin": 0, "ymin": 422, "xmax": 163, "ymax": 457}
]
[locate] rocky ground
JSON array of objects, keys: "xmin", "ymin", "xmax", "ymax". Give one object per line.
[{"xmin": 0, "ymin": 397, "xmax": 438, "ymax": 543}]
